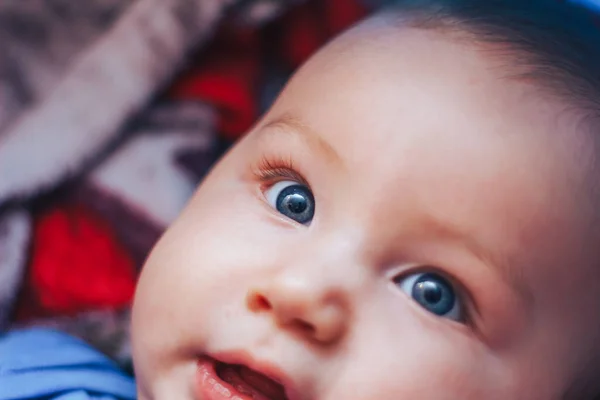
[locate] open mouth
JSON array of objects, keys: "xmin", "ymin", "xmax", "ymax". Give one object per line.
[{"xmin": 197, "ymin": 358, "xmax": 289, "ymax": 400}]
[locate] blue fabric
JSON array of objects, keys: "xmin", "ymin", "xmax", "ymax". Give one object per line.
[
  {"xmin": 0, "ymin": 329, "xmax": 136, "ymax": 400},
  {"xmin": 573, "ymin": 0, "xmax": 600, "ymax": 12}
]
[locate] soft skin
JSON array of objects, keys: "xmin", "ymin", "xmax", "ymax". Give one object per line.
[{"xmin": 132, "ymin": 18, "xmax": 600, "ymax": 400}]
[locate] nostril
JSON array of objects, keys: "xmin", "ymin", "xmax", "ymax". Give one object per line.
[
  {"xmin": 256, "ymin": 295, "xmax": 272, "ymax": 310},
  {"xmin": 247, "ymin": 291, "xmax": 272, "ymax": 312},
  {"xmin": 292, "ymin": 319, "xmax": 315, "ymax": 335}
]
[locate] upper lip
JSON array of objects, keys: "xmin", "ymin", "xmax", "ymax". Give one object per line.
[{"xmin": 209, "ymin": 350, "xmax": 302, "ymax": 400}]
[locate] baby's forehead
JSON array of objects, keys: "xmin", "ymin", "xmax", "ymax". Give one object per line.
[
  {"xmin": 279, "ymin": 21, "xmax": 576, "ymax": 144},
  {"xmin": 300, "ymin": 20, "xmax": 519, "ymax": 102},
  {"xmin": 294, "ymin": 17, "xmax": 599, "ymax": 155}
]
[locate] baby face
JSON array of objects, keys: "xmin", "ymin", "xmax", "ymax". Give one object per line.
[{"xmin": 131, "ymin": 20, "xmax": 600, "ymax": 400}]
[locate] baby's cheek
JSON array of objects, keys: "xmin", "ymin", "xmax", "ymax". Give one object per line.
[
  {"xmin": 333, "ymin": 308, "xmax": 506, "ymax": 400},
  {"xmin": 354, "ymin": 344, "xmax": 498, "ymax": 399},
  {"xmin": 143, "ymin": 192, "xmax": 293, "ymax": 316}
]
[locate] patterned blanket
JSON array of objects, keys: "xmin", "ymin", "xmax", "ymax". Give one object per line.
[{"xmin": 0, "ymin": 0, "xmax": 373, "ymax": 369}]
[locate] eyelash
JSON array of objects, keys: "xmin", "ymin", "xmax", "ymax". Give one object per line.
[{"xmin": 253, "ymin": 155, "xmax": 308, "ymax": 186}]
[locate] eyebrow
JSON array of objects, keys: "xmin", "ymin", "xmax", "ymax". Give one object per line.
[
  {"xmin": 420, "ymin": 214, "xmax": 533, "ymax": 305},
  {"xmin": 260, "ymin": 114, "xmax": 344, "ymax": 168}
]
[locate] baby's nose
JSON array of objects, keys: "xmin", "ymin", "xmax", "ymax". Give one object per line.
[{"xmin": 246, "ymin": 273, "xmax": 350, "ymax": 344}]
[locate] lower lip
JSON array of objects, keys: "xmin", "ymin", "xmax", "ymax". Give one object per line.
[{"xmin": 196, "ymin": 358, "xmax": 251, "ymax": 400}]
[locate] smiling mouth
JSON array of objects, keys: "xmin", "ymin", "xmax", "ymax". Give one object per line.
[{"xmin": 197, "ymin": 358, "xmax": 289, "ymax": 400}]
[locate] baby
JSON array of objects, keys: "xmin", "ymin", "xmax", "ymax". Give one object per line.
[{"xmin": 3, "ymin": 0, "xmax": 600, "ymax": 399}]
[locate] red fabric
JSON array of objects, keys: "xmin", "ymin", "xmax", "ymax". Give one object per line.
[
  {"xmin": 16, "ymin": 204, "xmax": 136, "ymax": 320},
  {"xmin": 325, "ymin": 0, "xmax": 368, "ymax": 36},
  {"xmin": 15, "ymin": 0, "xmax": 370, "ymax": 320},
  {"xmin": 281, "ymin": 0, "xmax": 368, "ymax": 68},
  {"xmin": 170, "ymin": 25, "xmax": 261, "ymax": 140},
  {"xmin": 280, "ymin": 1, "xmax": 327, "ymax": 68}
]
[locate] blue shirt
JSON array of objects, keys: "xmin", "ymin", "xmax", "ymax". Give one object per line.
[{"xmin": 0, "ymin": 328, "xmax": 136, "ymax": 400}]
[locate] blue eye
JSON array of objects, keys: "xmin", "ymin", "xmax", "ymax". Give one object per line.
[
  {"xmin": 265, "ymin": 181, "xmax": 315, "ymax": 225},
  {"xmin": 395, "ymin": 272, "xmax": 462, "ymax": 321}
]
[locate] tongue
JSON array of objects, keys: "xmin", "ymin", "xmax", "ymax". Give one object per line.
[
  {"xmin": 218, "ymin": 363, "xmax": 287, "ymax": 400},
  {"xmin": 239, "ymin": 366, "xmax": 287, "ymax": 399}
]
